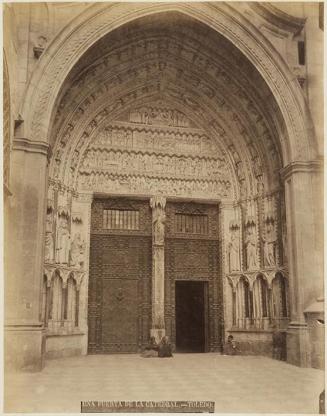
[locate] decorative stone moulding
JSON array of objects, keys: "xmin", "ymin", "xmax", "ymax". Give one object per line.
[
  {"xmin": 44, "ymin": 265, "xmax": 85, "ymax": 289},
  {"xmin": 71, "ymin": 214, "xmax": 83, "ymax": 224},
  {"xmin": 228, "ymin": 268, "xmax": 288, "ymax": 290},
  {"xmin": 20, "ymin": 2, "xmax": 317, "ymax": 170},
  {"xmin": 33, "ymin": 46, "xmax": 44, "ymax": 59}
]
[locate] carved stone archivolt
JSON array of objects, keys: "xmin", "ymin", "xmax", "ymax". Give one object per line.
[
  {"xmin": 21, "ymin": 3, "xmax": 316, "ymax": 180},
  {"xmin": 44, "ymin": 13, "xmax": 292, "ymax": 200}
]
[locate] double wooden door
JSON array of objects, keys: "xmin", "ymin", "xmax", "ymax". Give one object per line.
[{"xmin": 88, "ymin": 199, "xmax": 152, "ymax": 353}]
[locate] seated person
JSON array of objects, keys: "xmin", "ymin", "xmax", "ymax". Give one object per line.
[
  {"xmin": 224, "ymin": 335, "xmax": 238, "ymax": 355},
  {"xmin": 141, "ymin": 336, "xmax": 159, "ymax": 358},
  {"xmin": 272, "ymin": 326, "xmax": 286, "ymax": 360},
  {"xmin": 158, "ymin": 336, "xmax": 173, "ymax": 358}
]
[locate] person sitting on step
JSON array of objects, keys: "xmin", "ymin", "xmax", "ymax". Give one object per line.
[
  {"xmin": 224, "ymin": 335, "xmax": 239, "ymax": 355},
  {"xmin": 158, "ymin": 336, "xmax": 173, "ymax": 358},
  {"xmin": 141, "ymin": 336, "xmax": 159, "ymax": 358}
]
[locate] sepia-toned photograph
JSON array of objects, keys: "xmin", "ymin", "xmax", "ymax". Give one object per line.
[{"xmin": 3, "ymin": 1, "xmax": 324, "ymax": 414}]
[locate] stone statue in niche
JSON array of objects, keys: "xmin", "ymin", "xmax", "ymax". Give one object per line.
[
  {"xmin": 46, "ymin": 206, "xmax": 53, "ymax": 233},
  {"xmin": 70, "ymin": 232, "xmax": 86, "ymax": 269},
  {"xmin": 263, "ymin": 221, "xmax": 277, "ymax": 267},
  {"xmin": 45, "ymin": 206, "xmax": 55, "ymax": 263},
  {"xmin": 45, "ymin": 233, "xmax": 54, "ymax": 263},
  {"xmin": 245, "ymin": 225, "xmax": 257, "ymax": 270},
  {"xmin": 55, "ymin": 216, "xmax": 70, "ymax": 264},
  {"xmin": 228, "ymin": 227, "xmax": 241, "ymax": 272}
]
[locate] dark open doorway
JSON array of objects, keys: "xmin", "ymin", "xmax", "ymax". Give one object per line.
[{"xmin": 175, "ymin": 281, "xmax": 208, "ymax": 353}]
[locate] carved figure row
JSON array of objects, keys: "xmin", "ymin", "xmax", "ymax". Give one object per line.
[
  {"xmin": 78, "ymin": 172, "xmax": 233, "ymax": 199},
  {"xmin": 227, "ymin": 219, "xmax": 278, "ymax": 272},
  {"xmin": 45, "ymin": 196, "xmax": 86, "ymax": 269},
  {"xmin": 79, "ymin": 149, "xmax": 230, "ymax": 181},
  {"xmin": 129, "ymin": 106, "xmax": 190, "ymax": 128},
  {"xmin": 92, "ymin": 123, "xmax": 220, "ymax": 156}
]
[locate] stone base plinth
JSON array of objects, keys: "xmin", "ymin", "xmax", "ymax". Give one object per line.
[
  {"xmin": 227, "ymin": 329, "xmax": 274, "ymax": 357},
  {"xmin": 45, "ymin": 332, "xmax": 86, "ymax": 359},
  {"xmin": 150, "ymin": 328, "xmax": 165, "ymax": 344},
  {"xmin": 286, "ymin": 322, "xmax": 311, "ymax": 367},
  {"xmin": 5, "ymin": 325, "xmax": 45, "ymax": 372}
]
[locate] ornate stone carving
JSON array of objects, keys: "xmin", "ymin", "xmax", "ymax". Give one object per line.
[
  {"xmin": 78, "ymin": 173, "xmax": 232, "ymax": 200},
  {"xmin": 129, "ymin": 105, "xmax": 191, "ymax": 128},
  {"xmin": 70, "ymin": 232, "xmax": 86, "ymax": 269},
  {"xmin": 45, "ymin": 232, "xmax": 55, "ymax": 263},
  {"xmin": 55, "ymin": 215, "xmax": 71, "ymax": 264},
  {"xmin": 245, "ymin": 224, "xmax": 258, "ymax": 270},
  {"xmin": 263, "ymin": 221, "xmax": 277, "ymax": 267},
  {"xmin": 74, "ymin": 118, "xmax": 234, "ymax": 199},
  {"xmin": 91, "ymin": 123, "xmax": 221, "ymax": 157},
  {"xmin": 228, "ymin": 221, "xmax": 241, "ymax": 272},
  {"xmin": 79, "ymin": 148, "xmax": 229, "ymax": 182},
  {"xmin": 150, "ymin": 196, "xmax": 166, "ymax": 246},
  {"xmin": 262, "ymin": 196, "xmax": 277, "ymax": 267},
  {"xmin": 150, "ymin": 196, "xmax": 166, "ymax": 339},
  {"xmin": 244, "ymin": 201, "xmax": 258, "ymax": 270}
]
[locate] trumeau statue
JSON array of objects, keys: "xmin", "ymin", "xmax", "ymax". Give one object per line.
[
  {"xmin": 153, "ymin": 209, "xmax": 166, "ymax": 246},
  {"xmin": 150, "ymin": 196, "xmax": 166, "ymax": 246}
]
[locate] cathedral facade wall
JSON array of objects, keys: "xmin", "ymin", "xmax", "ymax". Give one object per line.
[{"xmin": 3, "ymin": 2, "xmax": 324, "ymax": 370}]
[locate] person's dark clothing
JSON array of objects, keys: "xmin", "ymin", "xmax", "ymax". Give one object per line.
[
  {"xmin": 224, "ymin": 339, "xmax": 238, "ymax": 355},
  {"xmin": 158, "ymin": 342, "xmax": 173, "ymax": 357},
  {"xmin": 145, "ymin": 341, "xmax": 158, "ymax": 351}
]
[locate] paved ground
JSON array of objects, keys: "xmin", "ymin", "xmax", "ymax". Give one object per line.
[{"xmin": 4, "ymin": 354, "xmax": 324, "ymax": 414}]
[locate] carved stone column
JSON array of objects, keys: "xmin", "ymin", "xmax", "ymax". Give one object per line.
[
  {"xmin": 150, "ymin": 196, "xmax": 166, "ymax": 343},
  {"xmin": 281, "ymin": 161, "xmax": 323, "ymax": 367}
]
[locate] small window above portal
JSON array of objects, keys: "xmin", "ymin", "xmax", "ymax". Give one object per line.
[
  {"xmin": 175, "ymin": 213, "xmax": 208, "ymax": 235},
  {"xmin": 103, "ymin": 209, "xmax": 140, "ymax": 230}
]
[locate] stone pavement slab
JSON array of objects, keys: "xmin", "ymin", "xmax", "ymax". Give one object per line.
[{"xmin": 4, "ymin": 354, "xmax": 324, "ymax": 413}]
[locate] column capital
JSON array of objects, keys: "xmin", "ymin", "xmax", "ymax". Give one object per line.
[
  {"xmin": 77, "ymin": 192, "xmax": 93, "ymax": 204},
  {"xmin": 12, "ymin": 137, "xmax": 50, "ymax": 159},
  {"xmin": 280, "ymin": 159, "xmax": 323, "ymax": 182},
  {"xmin": 150, "ymin": 195, "xmax": 166, "ymax": 209}
]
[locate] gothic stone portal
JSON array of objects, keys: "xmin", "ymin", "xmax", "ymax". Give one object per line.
[{"xmin": 88, "ymin": 198, "xmax": 223, "ymax": 353}]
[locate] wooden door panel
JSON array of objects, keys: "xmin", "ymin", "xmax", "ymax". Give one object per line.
[
  {"xmin": 101, "ymin": 279, "xmax": 139, "ymax": 352},
  {"xmin": 88, "ymin": 198, "xmax": 152, "ymax": 354}
]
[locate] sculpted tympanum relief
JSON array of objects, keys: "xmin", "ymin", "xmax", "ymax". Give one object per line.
[{"xmin": 76, "ymin": 103, "xmax": 234, "ymax": 200}]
